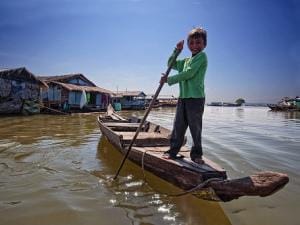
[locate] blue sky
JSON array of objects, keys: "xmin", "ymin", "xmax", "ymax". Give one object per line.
[{"xmin": 0, "ymin": 0, "xmax": 299, "ymax": 103}]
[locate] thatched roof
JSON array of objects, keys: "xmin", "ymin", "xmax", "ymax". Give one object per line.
[
  {"xmin": 50, "ymin": 81, "xmax": 112, "ymax": 94},
  {"xmin": 38, "ymin": 73, "xmax": 96, "ymax": 87},
  {"xmin": 0, "ymin": 67, "xmax": 48, "ymax": 87}
]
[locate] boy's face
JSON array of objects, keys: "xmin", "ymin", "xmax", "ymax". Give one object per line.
[{"xmin": 188, "ymin": 37, "xmax": 205, "ymax": 55}]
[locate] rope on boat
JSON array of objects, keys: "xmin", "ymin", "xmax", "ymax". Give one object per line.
[{"xmin": 141, "ymin": 149, "xmax": 223, "ymax": 198}]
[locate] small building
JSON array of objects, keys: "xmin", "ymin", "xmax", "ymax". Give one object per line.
[
  {"xmin": 0, "ymin": 67, "xmax": 48, "ymax": 115},
  {"xmin": 207, "ymin": 102, "xmax": 223, "ymax": 106},
  {"xmin": 112, "ymin": 91, "xmax": 146, "ymax": 110},
  {"xmin": 286, "ymin": 97, "xmax": 300, "ymax": 109},
  {"xmin": 157, "ymin": 94, "xmax": 177, "ymax": 107},
  {"xmin": 268, "ymin": 96, "xmax": 300, "ymax": 111},
  {"xmin": 284, "ymin": 97, "xmax": 300, "ymax": 109},
  {"xmin": 207, "ymin": 98, "xmax": 245, "ymax": 107},
  {"xmin": 38, "ymin": 74, "xmax": 112, "ymax": 112},
  {"xmin": 296, "ymin": 97, "xmax": 300, "ymax": 109},
  {"xmin": 145, "ymin": 94, "xmax": 177, "ymax": 108}
]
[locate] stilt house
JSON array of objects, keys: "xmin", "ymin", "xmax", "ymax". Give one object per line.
[
  {"xmin": 38, "ymin": 74, "xmax": 112, "ymax": 111},
  {"xmin": 0, "ymin": 67, "xmax": 48, "ymax": 115},
  {"xmin": 112, "ymin": 91, "xmax": 146, "ymax": 110}
]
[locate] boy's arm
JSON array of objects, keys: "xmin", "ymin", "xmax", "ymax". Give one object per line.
[
  {"xmin": 168, "ymin": 48, "xmax": 185, "ymax": 71},
  {"xmin": 167, "ymin": 53, "xmax": 207, "ymax": 85}
]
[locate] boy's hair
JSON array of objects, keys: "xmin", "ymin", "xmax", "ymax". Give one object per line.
[{"xmin": 187, "ymin": 28, "xmax": 207, "ymax": 47}]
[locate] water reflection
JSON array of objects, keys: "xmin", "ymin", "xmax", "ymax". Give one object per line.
[
  {"xmin": 1, "ymin": 107, "xmax": 298, "ymax": 225},
  {"xmin": 0, "ymin": 114, "xmax": 98, "ymax": 146},
  {"xmin": 93, "ymin": 137, "xmax": 231, "ymax": 225},
  {"xmin": 235, "ymin": 108, "xmax": 245, "ymax": 119},
  {"xmin": 267, "ymin": 110, "xmax": 300, "ymax": 122}
]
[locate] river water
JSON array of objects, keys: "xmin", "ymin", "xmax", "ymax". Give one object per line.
[{"xmin": 0, "ymin": 106, "xmax": 299, "ymax": 225}]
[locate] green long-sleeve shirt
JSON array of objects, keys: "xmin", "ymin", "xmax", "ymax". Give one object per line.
[{"xmin": 167, "ymin": 49, "xmax": 207, "ymax": 98}]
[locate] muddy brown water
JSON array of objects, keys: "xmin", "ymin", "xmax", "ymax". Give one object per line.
[{"xmin": 0, "ymin": 107, "xmax": 299, "ymax": 225}]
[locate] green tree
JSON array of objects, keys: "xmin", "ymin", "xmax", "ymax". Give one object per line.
[{"xmin": 235, "ymin": 98, "xmax": 245, "ymax": 106}]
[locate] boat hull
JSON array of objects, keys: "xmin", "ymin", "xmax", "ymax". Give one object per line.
[{"xmin": 97, "ymin": 112, "xmax": 289, "ymax": 202}]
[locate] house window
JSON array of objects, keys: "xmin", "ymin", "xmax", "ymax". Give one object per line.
[
  {"xmin": 69, "ymin": 91, "xmax": 81, "ymax": 104},
  {"xmin": 96, "ymin": 94, "xmax": 102, "ymax": 106},
  {"xmin": 11, "ymin": 80, "xmax": 23, "ymax": 94},
  {"xmin": 48, "ymin": 86, "xmax": 61, "ymax": 101}
]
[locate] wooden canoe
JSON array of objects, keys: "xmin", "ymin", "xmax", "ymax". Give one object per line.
[{"xmin": 97, "ymin": 111, "xmax": 289, "ymax": 202}]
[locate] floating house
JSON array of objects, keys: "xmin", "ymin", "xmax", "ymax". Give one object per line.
[
  {"xmin": 0, "ymin": 67, "xmax": 48, "ymax": 115},
  {"xmin": 38, "ymin": 74, "xmax": 112, "ymax": 112},
  {"xmin": 157, "ymin": 95, "xmax": 177, "ymax": 107},
  {"xmin": 207, "ymin": 98, "xmax": 245, "ymax": 107},
  {"xmin": 145, "ymin": 94, "xmax": 177, "ymax": 108},
  {"xmin": 282, "ymin": 97, "xmax": 300, "ymax": 109},
  {"xmin": 145, "ymin": 94, "xmax": 160, "ymax": 108},
  {"xmin": 268, "ymin": 96, "xmax": 300, "ymax": 111},
  {"xmin": 112, "ymin": 91, "xmax": 146, "ymax": 110},
  {"xmin": 207, "ymin": 102, "xmax": 242, "ymax": 107}
]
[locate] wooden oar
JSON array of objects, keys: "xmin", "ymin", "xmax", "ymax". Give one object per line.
[{"xmin": 114, "ymin": 48, "xmax": 181, "ymax": 179}]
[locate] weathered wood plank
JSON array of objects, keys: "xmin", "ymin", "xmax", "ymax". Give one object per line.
[
  {"xmin": 117, "ymin": 132, "xmax": 170, "ymax": 146},
  {"xmin": 112, "ymin": 112, "xmax": 127, "ymax": 121},
  {"xmin": 98, "ymin": 119, "xmax": 123, "ymax": 149},
  {"xmin": 117, "ymin": 132, "xmax": 167, "ymax": 139},
  {"xmin": 103, "ymin": 122, "xmax": 142, "ymax": 128},
  {"xmin": 206, "ymin": 171, "xmax": 289, "ymax": 201},
  {"xmin": 134, "ymin": 145, "xmax": 225, "ymax": 173},
  {"xmin": 110, "ymin": 114, "xmax": 121, "ymax": 121}
]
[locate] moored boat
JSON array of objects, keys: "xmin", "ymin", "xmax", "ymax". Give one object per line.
[
  {"xmin": 97, "ymin": 108, "xmax": 289, "ymax": 202},
  {"xmin": 268, "ymin": 97, "xmax": 300, "ymax": 111},
  {"xmin": 267, "ymin": 104, "xmax": 300, "ymax": 111}
]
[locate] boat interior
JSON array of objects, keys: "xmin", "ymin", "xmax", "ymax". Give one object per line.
[{"xmin": 100, "ymin": 114, "xmax": 173, "ymax": 147}]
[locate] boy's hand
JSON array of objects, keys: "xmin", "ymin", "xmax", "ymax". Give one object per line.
[
  {"xmin": 176, "ymin": 40, "xmax": 184, "ymax": 51},
  {"xmin": 160, "ymin": 73, "xmax": 168, "ymax": 84}
]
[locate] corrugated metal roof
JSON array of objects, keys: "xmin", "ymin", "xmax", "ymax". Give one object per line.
[
  {"xmin": 0, "ymin": 68, "xmax": 11, "ymax": 72},
  {"xmin": 38, "ymin": 73, "xmax": 97, "ymax": 87},
  {"xmin": 114, "ymin": 91, "xmax": 146, "ymax": 97},
  {"xmin": 50, "ymin": 81, "xmax": 112, "ymax": 94},
  {"xmin": 0, "ymin": 67, "xmax": 48, "ymax": 88}
]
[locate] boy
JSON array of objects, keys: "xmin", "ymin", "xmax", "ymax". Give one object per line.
[{"xmin": 160, "ymin": 27, "xmax": 208, "ymax": 164}]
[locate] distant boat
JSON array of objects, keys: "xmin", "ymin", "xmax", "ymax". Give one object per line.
[
  {"xmin": 207, "ymin": 102, "xmax": 243, "ymax": 107},
  {"xmin": 268, "ymin": 97, "xmax": 300, "ymax": 111},
  {"xmin": 267, "ymin": 104, "xmax": 299, "ymax": 111}
]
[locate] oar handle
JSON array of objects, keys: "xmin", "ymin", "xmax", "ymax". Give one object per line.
[{"xmin": 113, "ymin": 48, "xmax": 182, "ymax": 180}]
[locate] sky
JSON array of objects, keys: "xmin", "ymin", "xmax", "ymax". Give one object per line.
[{"xmin": 0, "ymin": 0, "xmax": 299, "ymax": 103}]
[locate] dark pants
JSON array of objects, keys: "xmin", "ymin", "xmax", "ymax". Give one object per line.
[{"xmin": 168, "ymin": 98, "xmax": 205, "ymax": 160}]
